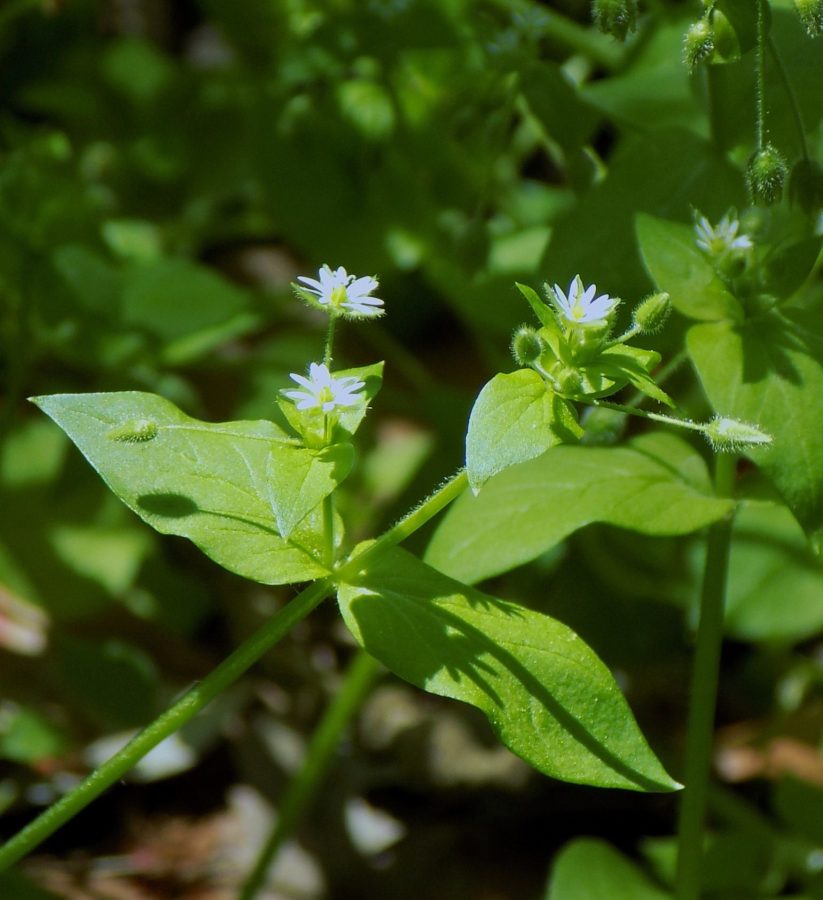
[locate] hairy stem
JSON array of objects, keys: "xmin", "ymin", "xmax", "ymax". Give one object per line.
[
  {"xmin": 0, "ymin": 578, "xmax": 334, "ymax": 872},
  {"xmin": 591, "ymin": 398, "xmax": 706, "ymax": 434},
  {"xmin": 0, "ymin": 469, "xmax": 468, "ymax": 869},
  {"xmin": 323, "ymin": 317, "xmax": 336, "ymax": 368},
  {"xmin": 755, "ymin": 0, "xmax": 767, "ymax": 149},
  {"xmin": 675, "ymin": 452, "xmax": 736, "ymax": 900},
  {"xmin": 239, "ymin": 650, "xmax": 381, "ymax": 900}
]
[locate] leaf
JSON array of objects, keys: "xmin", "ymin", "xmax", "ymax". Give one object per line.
[
  {"xmin": 635, "ymin": 214, "xmax": 742, "ymax": 321},
  {"xmin": 266, "ymin": 442, "xmax": 355, "ymax": 538},
  {"xmin": 547, "ymin": 839, "xmax": 672, "ymax": 899},
  {"xmin": 31, "ymin": 392, "xmax": 329, "ymax": 585},
  {"xmin": 516, "ymin": 281, "xmax": 556, "ymax": 329},
  {"xmin": 687, "ymin": 309, "xmax": 823, "ymax": 549},
  {"xmin": 466, "ymin": 369, "xmax": 581, "ymax": 493},
  {"xmin": 725, "ymin": 502, "xmax": 823, "ymax": 643},
  {"xmin": 427, "ymin": 432, "xmax": 733, "ymax": 584},
  {"xmin": 338, "ymin": 549, "xmax": 679, "ymax": 792}
]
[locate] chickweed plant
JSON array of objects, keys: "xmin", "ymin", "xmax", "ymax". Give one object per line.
[{"xmin": 1, "ymin": 1, "xmax": 822, "ymax": 898}]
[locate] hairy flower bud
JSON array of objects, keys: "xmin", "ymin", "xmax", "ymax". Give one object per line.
[
  {"xmin": 511, "ymin": 326, "xmax": 544, "ymax": 367},
  {"xmin": 794, "ymin": 0, "xmax": 823, "ymax": 36},
  {"xmin": 632, "ymin": 292, "xmax": 671, "ymax": 334},
  {"xmin": 683, "ymin": 18, "xmax": 715, "ymax": 71},
  {"xmin": 747, "ymin": 144, "xmax": 788, "ymax": 206},
  {"xmin": 592, "ymin": 0, "xmax": 638, "ymax": 40},
  {"xmin": 703, "ymin": 416, "xmax": 772, "ymax": 451}
]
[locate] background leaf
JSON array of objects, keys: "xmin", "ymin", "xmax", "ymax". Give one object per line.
[
  {"xmin": 427, "ymin": 433, "xmax": 733, "ymax": 584},
  {"xmin": 32, "ymin": 392, "xmax": 328, "ymax": 585},
  {"xmin": 546, "ymin": 838, "xmax": 671, "ymax": 899},
  {"xmin": 687, "ymin": 308, "xmax": 823, "ymax": 549},
  {"xmin": 338, "ymin": 548, "xmax": 679, "ymax": 792}
]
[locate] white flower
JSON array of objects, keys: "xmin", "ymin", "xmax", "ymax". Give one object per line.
[
  {"xmin": 297, "ymin": 265, "xmax": 384, "ymax": 317},
  {"xmin": 695, "ymin": 213, "xmax": 753, "ymax": 257},
  {"xmin": 282, "ymin": 363, "xmax": 365, "ymax": 413},
  {"xmin": 551, "ymin": 275, "xmax": 617, "ymax": 324}
]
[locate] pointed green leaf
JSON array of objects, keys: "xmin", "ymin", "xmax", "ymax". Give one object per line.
[
  {"xmin": 267, "ymin": 442, "xmax": 355, "ymax": 538},
  {"xmin": 466, "ymin": 369, "xmax": 581, "ymax": 493},
  {"xmin": 427, "ymin": 433, "xmax": 733, "ymax": 584},
  {"xmin": 687, "ymin": 309, "xmax": 823, "ymax": 549},
  {"xmin": 338, "ymin": 549, "xmax": 679, "ymax": 792},
  {"xmin": 636, "ymin": 214, "xmax": 743, "ymax": 321},
  {"xmin": 516, "ymin": 281, "xmax": 556, "ymax": 329},
  {"xmin": 31, "ymin": 392, "xmax": 329, "ymax": 585},
  {"xmin": 547, "ymin": 839, "xmax": 672, "ymax": 899}
]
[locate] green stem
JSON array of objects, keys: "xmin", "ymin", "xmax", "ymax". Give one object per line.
[
  {"xmin": 323, "ymin": 317, "xmax": 336, "ymax": 368},
  {"xmin": 755, "ymin": 0, "xmax": 767, "ymax": 149},
  {"xmin": 591, "ymin": 398, "xmax": 706, "ymax": 435},
  {"xmin": 675, "ymin": 452, "xmax": 736, "ymax": 900},
  {"xmin": 0, "ymin": 578, "xmax": 334, "ymax": 872},
  {"xmin": 238, "ymin": 650, "xmax": 381, "ymax": 900},
  {"xmin": 0, "ymin": 469, "xmax": 469, "ymax": 869},
  {"xmin": 323, "ymin": 493, "xmax": 335, "ymax": 569},
  {"xmin": 767, "ymin": 37, "xmax": 810, "ymax": 160},
  {"xmin": 337, "ymin": 469, "xmax": 468, "ymax": 580}
]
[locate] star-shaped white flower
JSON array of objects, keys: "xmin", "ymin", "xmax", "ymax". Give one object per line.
[
  {"xmin": 297, "ymin": 265, "xmax": 384, "ymax": 317},
  {"xmin": 282, "ymin": 363, "xmax": 365, "ymax": 413},
  {"xmin": 551, "ymin": 276, "xmax": 617, "ymax": 324},
  {"xmin": 695, "ymin": 213, "xmax": 753, "ymax": 257}
]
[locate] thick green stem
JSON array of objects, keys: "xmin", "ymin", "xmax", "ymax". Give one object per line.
[
  {"xmin": 239, "ymin": 650, "xmax": 381, "ymax": 900},
  {"xmin": 323, "ymin": 493, "xmax": 335, "ymax": 569},
  {"xmin": 675, "ymin": 452, "xmax": 736, "ymax": 900},
  {"xmin": 323, "ymin": 317, "xmax": 336, "ymax": 368},
  {"xmin": 0, "ymin": 578, "xmax": 334, "ymax": 872}
]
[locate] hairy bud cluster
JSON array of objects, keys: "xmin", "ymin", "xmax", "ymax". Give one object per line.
[
  {"xmin": 795, "ymin": 0, "xmax": 823, "ymax": 36},
  {"xmin": 592, "ymin": 0, "xmax": 638, "ymax": 41},
  {"xmin": 683, "ymin": 18, "xmax": 715, "ymax": 71},
  {"xmin": 747, "ymin": 144, "xmax": 788, "ymax": 206}
]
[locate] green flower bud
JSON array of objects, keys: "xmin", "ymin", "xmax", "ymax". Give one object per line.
[
  {"xmin": 592, "ymin": 0, "xmax": 638, "ymax": 40},
  {"xmin": 794, "ymin": 0, "xmax": 823, "ymax": 36},
  {"xmin": 789, "ymin": 158, "xmax": 823, "ymax": 214},
  {"xmin": 581, "ymin": 406, "xmax": 627, "ymax": 446},
  {"xmin": 632, "ymin": 292, "xmax": 671, "ymax": 334},
  {"xmin": 703, "ymin": 416, "xmax": 772, "ymax": 451},
  {"xmin": 511, "ymin": 325, "xmax": 544, "ymax": 367},
  {"xmin": 747, "ymin": 144, "xmax": 788, "ymax": 206},
  {"xmin": 107, "ymin": 418, "xmax": 159, "ymax": 443},
  {"xmin": 683, "ymin": 18, "xmax": 715, "ymax": 71},
  {"xmin": 554, "ymin": 366, "xmax": 585, "ymax": 397}
]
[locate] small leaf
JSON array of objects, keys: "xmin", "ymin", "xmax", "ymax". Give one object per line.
[
  {"xmin": 636, "ymin": 213, "xmax": 743, "ymax": 321},
  {"xmin": 516, "ymin": 281, "xmax": 556, "ymax": 329},
  {"xmin": 466, "ymin": 369, "xmax": 581, "ymax": 493},
  {"xmin": 338, "ymin": 549, "xmax": 679, "ymax": 792},
  {"xmin": 267, "ymin": 442, "xmax": 355, "ymax": 538},
  {"xmin": 547, "ymin": 839, "xmax": 672, "ymax": 899},
  {"xmin": 31, "ymin": 392, "xmax": 328, "ymax": 585},
  {"xmin": 428, "ymin": 432, "xmax": 733, "ymax": 584}
]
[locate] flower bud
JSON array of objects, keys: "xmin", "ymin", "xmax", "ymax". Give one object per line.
[
  {"xmin": 632, "ymin": 292, "xmax": 671, "ymax": 334},
  {"xmin": 703, "ymin": 416, "xmax": 772, "ymax": 451},
  {"xmin": 592, "ymin": 0, "xmax": 638, "ymax": 40},
  {"xmin": 554, "ymin": 366, "xmax": 585, "ymax": 397},
  {"xmin": 511, "ymin": 325, "xmax": 544, "ymax": 367},
  {"xmin": 683, "ymin": 18, "xmax": 715, "ymax": 71},
  {"xmin": 581, "ymin": 406, "xmax": 626, "ymax": 446},
  {"xmin": 794, "ymin": 0, "xmax": 823, "ymax": 36},
  {"xmin": 789, "ymin": 158, "xmax": 823, "ymax": 214},
  {"xmin": 747, "ymin": 144, "xmax": 788, "ymax": 206},
  {"xmin": 107, "ymin": 418, "xmax": 159, "ymax": 443}
]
